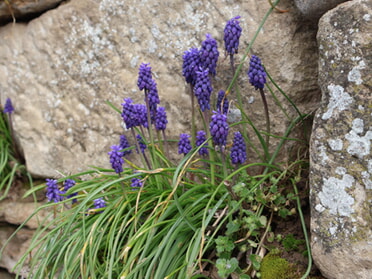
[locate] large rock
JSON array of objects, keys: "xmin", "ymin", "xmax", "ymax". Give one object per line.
[
  {"xmin": 0, "ymin": 226, "xmax": 33, "ymax": 277},
  {"xmin": 0, "ymin": 0, "xmax": 319, "ymax": 178},
  {"xmin": 310, "ymin": 1, "xmax": 372, "ymax": 278},
  {"xmin": 294, "ymin": 0, "xmax": 349, "ymax": 21}
]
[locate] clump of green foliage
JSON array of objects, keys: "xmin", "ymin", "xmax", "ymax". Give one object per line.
[
  {"xmin": 2, "ymin": 1, "xmax": 313, "ymax": 279},
  {"xmin": 282, "ymin": 233, "xmax": 305, "ymax": 252}
]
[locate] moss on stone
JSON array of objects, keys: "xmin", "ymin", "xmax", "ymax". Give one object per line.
[{"xmin": 260, "ymin": 251, "xmax": 296, "ymax": 279}]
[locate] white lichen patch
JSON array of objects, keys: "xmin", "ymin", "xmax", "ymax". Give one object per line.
[
  {"xmin": 328, "ymin": 139, "xmax": 343, "ymax": 151},
  {"xmin": 362, "ymin": 159, "xmax": 372, "ymax": 190},
  {"xmin": 315, "ymin": 203, "xmax": 325, "ymax": 213},
  {"xmin": 345, "ymin": 118, "xmax": 372, "ymax": 159},
  {"xmin": 348, "ymin": 60, "xmax": 366, "ymax": 85},
  {"xmin": 335, "ymin": 167, "xmax": 346, "ymax": 176},
  {"xmin": 318, "ymin": 173, "xmax": 355, "ymax": 217},
  {"xmin": 329, "ymin": 226, "xmax": 337, "ymax": 235},
  {"xmin": 322, "ymin": 84, "xmax": 353, "ymax": 120},
  {"xmin": 317, "ymin": 142, "xmax": 329, "ymax": 164}
]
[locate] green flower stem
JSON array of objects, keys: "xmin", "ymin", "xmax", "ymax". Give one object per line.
[
  {"xmin": 265, "ymin": 67, "xmax": 303, "ymax": 119},
  {"xmin": 259, "ymin": 88, "xmax": 270, "ymax": 151},
  {"xmin": 229, "ymin": 54, "xmax": 235, "ymax": 77},
  {"xmin": 161, "ymin": 130, "xmax": 169, "ymax": 158},
  {"xmin": 293, "ymin": 180, "xmax": 312, "ymax": 279},
  {"xmin": 130, "ymin": 128, "xmax": 151, "ymax": 169},
  {"xmin": 190, "ymin": 84, "xmax": 196, "ymax": 147},
  {"xmin": 144, "ymin": 91, "xmax": 155, "ymax": 169},
  {"xmin": 201, "ymin": 113, "xmax": 215, "ymax": 186},
  {"xmin": 263, "ymin": 115, "xmax": 302, "ymax": 175}
]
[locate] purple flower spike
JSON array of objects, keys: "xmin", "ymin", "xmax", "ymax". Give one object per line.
[
  {"xmin": 248, "ymin": 55, "xmax": 266, "ymax": 90},
  {"xmin": 230, "ymin": 132, "xmax": 247, "ymax": 165},
  {"xmin": 216, "ymin": 90, "xmax": 229, "ymax": 115},
  {"xmin": 137, "ymin": 62, "xmax": 153, "ymax": 91},
  {"xmin": 196, "ymin": 130, "xmax": 208, "ymax": 156},
  {"xmin": 93, "ymin": 198, "xmax": 106, "ymax": 213},
  {"xmin": 200, "ymin": 34, "xmax": 219, "ymax": 76},
  {"xmin": 131, "ymin": 178, "xmax": 143, "ymax": 189},
  {"xmin": 3, "ymin": 98, "xmax": 14, "ymax": 114},
  {"xmin": 178, "ymin": 133, "xmax": 192, "ymax": 155},
  {"xmin": 209, "ymin": 111, "xmax": 229, "ymax": 148},
  {"xmin": 194, "ymin": 68, "xmax": 213, "ymax": 112},
  {"xmin": 122, "ymin": 99, "xmax": 148, "ymax": 129},
  {"xmin": 108, "ymin": 145, "xmax": 124, "ymax": 174},
  {"xmin": 148, "ymin": 79, "xmax": 160, "ymax": 117},
  {"xmin": 182, "ymin": 47, "xmax": 201, "ymax": 85},
  {"xmin": 46, "ymin": 179, "xmax": 62, "ymax": 203},
  {"xmin": 121, "ymin": 98, "xmax": 138, "ymax": 129},
  {"xmin": 135, "ymin": 103, "xmax": 148, "ymax": 128},
  {"xmin": 63, "ymin": 179, "xmax": 77, "ymax": 202},
  {"xmin": 155, "ymin": 106, "xmax": 168, "ymax": 131},
  {"xmin": 224, "ymin": 16, "xmax": 242, "ymax": 55},
  {"xmin": 136, "ymin": 134, "xmax": 147, "ymax": 154},
  {"xmin": 94, "ymin": 198, "xmax": 106, "ymax": 209},
  {"xmin": 119, "ymin": 135, "xmax": 132, "ymax": 156}
]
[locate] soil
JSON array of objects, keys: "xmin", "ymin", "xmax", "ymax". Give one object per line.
[{"xmin": 269, "ymin": 204, "xmax": 327, "ymax": 279}]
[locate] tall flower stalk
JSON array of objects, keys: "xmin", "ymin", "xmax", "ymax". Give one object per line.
[
  {"xmin": 224, "ymin": 16, "xmax": 242, "ymax": 76},
  {"xmin": 248, "ymin": 55, "xmax": 270, "ymax": 149},
  {"xmin": 182, "ymin": 47, "xmax": 201, "ymax": 145},
  {"xmin": 138, "ymin": 62, "xmax": 157, "ymax": 168}
]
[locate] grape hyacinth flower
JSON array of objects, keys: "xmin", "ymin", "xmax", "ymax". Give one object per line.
[
  {"xmin": 3, "ymin": 98, "xmax": 14, "ymax": 114},
  {"xmin": 209, "ymin": 111, "xmax": 229, "ymax": 149},
  {"xmin": 196, "ymin": 130, "xmax": 208, "ymax": 156},
  {"xmin": 216, "ymin": 90, "xmax": 229, "ymax": 115},
  {"xmin": 230, "ymin": 132, "xmax": 247, "ymax": 165},
  {"xmin": 224, "ymin": 16, "xmax": 242, "ymax": 55},
  {"xmin": 108, "ymin": 145, "xmax": 124, "ymax": 174},
  {"xmin": 131, "ymin": 177, "xmax": 143, "ymax": 189},
  {"xmin": 63, "ymin": 179, "xmax": 77, "ymax": 203},
  {"xmin": 93, "ymin": 198, "xmax": 106, "ymax": 213},
  {"xmin": 248, "ymin": 55, "xmax": 266, "ymax": 90},
  {"xmin": 182, "ymin": 47, "xmax": 201, "ymax": 85},
  {"xmin": 148, "ymin": 79, "xmax": 160, "ymax": 117},
  {"xmin": 119, "ymin": 135, "xmax": 132, "ymax": 156},
  {"xmin": 137, "ymin": 62, "xmax": 153, "ymax": 91},
  {"xmin": 121, "ymin": 98, "xmax": 139, "ymax": 129},
  {"xmin": 200, "ymin": 34, "xmax": 219, "ymax": 76},
  {"xmin": 155, "ymin": 106, "xmax": 168, "ymax": 131},
  {"xmin": 46, "ymin": 179, "xmax": 62, "ymax": 203},
  {"xmin": 178, "ymin": 133, "xmax": 192, "ymax": 155},
  {"xmin": 248, "ymin": 55, "xmax": 270, "ymax": 146},
  {"xmin": 136, "ymin": 103, "xmax": 148, "ymax": 128},
  {"xmin": 194, "ymin": 68, "xmax": 213, "ymax": 112},
  {"xmin": 136, "ymin": 134, "xmax": 147, "ymax": 154},
  {"xmin": 122, "ymin": 99, "xmax": 148, "ymax": 129}
]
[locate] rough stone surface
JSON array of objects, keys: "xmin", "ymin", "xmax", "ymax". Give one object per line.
[
  {"xmin": 0, "ymin": 180, "xmax": 49, "ymax": 275},
  {"xmin": 0, "ymin": 201, "xmax": 50, "ymax": 229},
  {"xmin": 0, "ymin": 226, "xmax": 33, "ymax": 277},
  {"xmin": 310, "ymin": 1, "xmax": 372, "ymax": 278},
  {"xmin": 294, "ymin": 0, "xmax": 349, "ymax": 21},
  {"xmin": 0, "ymin": 0, "xmax": 319, "ymax": 178},
  {"xmin": 0, "ymin": 0, "xmax": 63, "ymax": 24}
]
